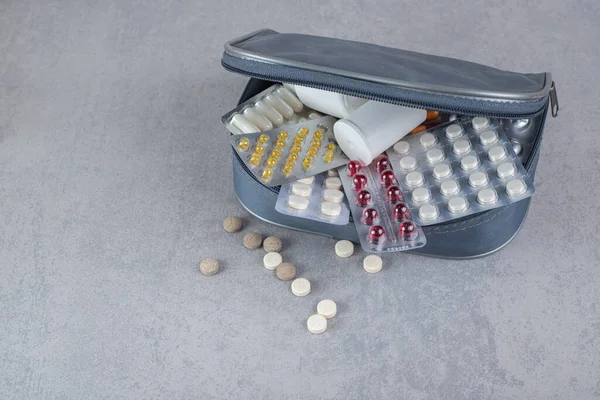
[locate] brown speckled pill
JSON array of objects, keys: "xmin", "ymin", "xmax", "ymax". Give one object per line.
[
  {"xmin": 243, "ymin": 232, "xmax": 263, "ymax": 249},
  {"xmin": 223, "ymin": 216, "xmax": 242, "ymax": 233},
  {"xmin": 276, "ymin": 262, "xmax": 296, "ymax": 281},
  {"xmin": 199, "ymin": 258, "xmax": 219, "ymax": 276},
  {"xmin": 263, "ymin": 236, "xmax": 283, "ymax": 253}
]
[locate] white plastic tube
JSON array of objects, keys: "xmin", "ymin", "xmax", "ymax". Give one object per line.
[
  {"xmin": 333, "ymin": 101, "xmax": 426, "ymax": 165},
  {"xmin": 293, "ymin": 86, "xmax": 368, "ymax": 118}
]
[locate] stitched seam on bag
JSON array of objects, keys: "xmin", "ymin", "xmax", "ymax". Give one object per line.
[{"xmin": 424, "ymin": 205, "xmax": 513, "ymax": 235}]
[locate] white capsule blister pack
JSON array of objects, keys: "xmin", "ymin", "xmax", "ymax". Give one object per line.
[
  {"xmin": 275, "ymin": 173, "xmax": 350, "ymax": 225},
  {"xmin": 221, "ymin": 84, "xmax": 322, "ymax": 134},
  {"xmin": 337, "ymin": 160, "xmax": 426, "ymax": 253},
  {"xmin": 229, "ymin": 116, "xmax": 349, "ymax": 186},
  {"xmin": 386, "ymin": 117, "xmax": 535, "ymax": 226}
]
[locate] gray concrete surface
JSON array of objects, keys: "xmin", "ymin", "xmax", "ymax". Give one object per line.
[{"xmin": 1, "ymin": 1, "xmax": 599, "ymax": 399}]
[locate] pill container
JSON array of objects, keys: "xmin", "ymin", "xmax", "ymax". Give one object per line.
[
  {"xmin": 386, "ymin": 117, "xmax": 535, "ymax": 226},
  {"xmin": 337, "ymin": 157, "xmax": 426, "ymax": 253},
  {"xmin": 333, "ymin": 101, "xmax": 427, "ymax": 165},
  {"xmin": 293, "ymin": 85, "xmax": 368, "ymax": 118}
]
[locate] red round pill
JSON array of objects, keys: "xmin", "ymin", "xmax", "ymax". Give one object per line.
[
  {"xmin": 392, "ymin": 202, "xmax": 410, "ymax": 221},
  {"xmin": 367, "ymin": 225, "xmax": 386, "ymax": 245},
  {"xmin": 380, "ymin": 170, "xmax": 396, "ymax": 188},
  {"xmin": 352, "ymin": 174, "xmax": 368, "ymax": 191},
  {"xmin": 361, "ymin": 208, "xmax": 379, "ymax": 225},
  {"xmin": 399, "ymin": 221, "xmax": 418, "ymax": 241},
  {"xmin": 356, "ymin": 190, "xmax": 372, "ymax": 207},
  {"xmin": 386, "ymin": 186, "xmax": 403, "ymax": 204},
  {"xmin": 347, "ymin": 160, "xmax": 362, "ymax": 177},
  {"xmin": 375, "ymin": 155, "xmax": 390, "ymax": 173}
]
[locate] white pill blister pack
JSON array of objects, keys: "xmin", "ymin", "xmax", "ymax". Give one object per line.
[
  {"xmin": 386, "ymin": 117, "xmax": 535, "ymax": 226},
  {"xmin": 221, "ymin": 84, "xmax": 322, "ymax": 134},
  {"xmin": 275, "ymin": 173, "xmax": 350, "ymax": 225},
  {"xmin": 229, "ymin": 116, "xmax": 350, "ymax": 186},
  {"xmin": 337, "ymin": 160, "xmax": 426, "ymax": 253}
]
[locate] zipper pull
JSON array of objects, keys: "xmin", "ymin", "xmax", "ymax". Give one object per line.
[{"xmin": 550, "ymin": 81, "xmax": 559, "ymax": 117}]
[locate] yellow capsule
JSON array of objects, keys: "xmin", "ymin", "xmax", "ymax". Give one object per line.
[
  {"xmin": 302, "ymin": 156, "xmax": 313, "ymax": 170},
  {"xmin": 287, "ymin": 153, "xmax": 299, "ymax": 163},
  {"xmin": 298, "ymin": 127, "xmax": 309, "ymax": 137},
  {"xmin": 278, "ymin": 131, "xmax": 288, "ymax": 140},
  {"xmin": 254, "ymin": 145, "xmax": 265, "ymax": 155},
  {"xmin": 313, "ymin": 130, "xmax": 324, "ymax": 139},
  {"xmin": 270, "ymin": 148, "xmax": 282, "ymax": 159},
  {"xmin": 236, "ymin": 138, "xmax": 250, "ymax": 152},
  {"xmin": 265, "ymin": 157, "xmax": 278, "ymax": 168},
  {"xmin": 306, "ymin": 147, "xmax": 318, "ymax": 157},
  {"xmin": 294, "ymin": 135, "xmax": 305, "ymax": 144},
  {"xmin": 249, "ymin": 153, "xmax": 261, "ymax": 166},
  {"xmin": 261, "ymin": 168, "xmax": 273, "ymax": 182},
  {"xmin": 323, "ymin": 150, "xmax": 335, "ymax": 163},
  {"xmin": 311, "ymin": 138, "xmax": 322, "ymax": 148},
  {"xmin": 326, "ymin": 143, "xmax": 337, "ymax": 152},
  {"xmin": 275, "ymin": 139, "xmax": 286, "ymax": 149},
  {"xmin": 282, "ymin": 162, "xmax": 295, "ymax": 176},
  {"xmin": 290, "ymin": 144, "xmax": 302, "ymax": 154},
  {"xmin": 257, "ymin": 134, "xmax": 269, "ymax": 144}
]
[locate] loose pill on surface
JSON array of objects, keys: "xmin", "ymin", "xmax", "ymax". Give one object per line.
[
  {"xmin": 327, "ymin": 169, "xmax": 339, "ymax": 177},
  {"xmin": 199, "ymin": 258, "xmax": 219, "ymax": 276},
  {"xmin": 497, "ymin": 162, "xmax": 517, "ymax": 179},
  {"xmin": 291, "ymin": 278, "xmax": 311, "ymax": 297},
  {"xmin": 419, "ymin": 132, "xmax": 438, "ymax": 148},
  {"xmin": 307, "ymin": 314, "xmax": 327, "ymax": 334},
  {"xmin": 255, "ymin": 100, "xmax": 284, "ymax": 126},
  {"xmin": 393, "ymin": 141, "xmax": 411, "ymax": 155},
  {"xmin": 292, "ymin": 182, "xmax": 312, "ymax": 197},
  {"xmin": 317, "ymin": 299, "xmax": 337, "ymax": 319},
  {"xmin": 506, "ymin": 179, "xmax": 527, "ymax": 197},
  {"xmin": 445, "ymin": 124, "xmax": 464, "ymax": 139},
  {"xmin": 325, "ymin": 177, "xmax": 342, "ymax": 190},
  {"xmin": 399, "ymin": 155, "xmax": 418, "ymax": 171},
  {"xmin": 263, "ymin": 252, "xmax": 282, "ymax": 270},
  {"xmin": 244, "ymin": 108, "xmax": 273, "ymax": 132},
  {"xmin": 479, "ymin": 130, "xmax": 499, "ymax": 146},
  {"xmin": 405, "ymin": 171, "xmax": 424, "ymax": 187},
  {"xmin": 440, "ymin": 179, "xmax": 460, "ymax": 196},
  {"xmin": 426, "ymin": 148, "xmax": 445, "ymax": 164},
  {"xmin": 418, "ymin": 204, "xmax": 439, "ymax": 221},
  {"xmin": 276, "ymin": 262, "xmax": 296, "ymax": 281},
  {"xmin": 433, "ymin": 163, "xmax": 452, "ymax": 180},
  {"xmin": 243, "ymin": 232, "xmax": 263, "ymax": 249},
  {"xmin": 363, "ymin": 254, "xmax": 383, "ymax": 274},
  {"xmin": 231, "ymin": 113, "xmax": 260, "ymax": 134},
  {"xmin": 288, "ymin": 194, "xmax": 309, "ymax": 210},
  {"xmin": 236, "ymin": 138, "xmax": 250, "ymax": 152},
  {"xmin": 412, "ymin": 187, "xmax": 432, "ymax": 203},
  {"xmin": 323, "ymin": 189, "xmax": 344, "ymax": 203},
  {"xmin": 448, "ymin": 196, "xmax": 469, "ymax": 213},
  {"xmin": 265, "ymin": 93, "xmax": 294, "ymax": 119},
  {"xmin": 472, "ymin": 117, "xmax": 490, "ymax": 131},
  {"xmin": 297, "ymin": 175, "xmax": 315, "ymax": 185},
  {"xmin": 263, "ymin": 236, "xmax": 283, "ymax": 253},
  {"xmin": 453, "ymin": 139, "xmax": 472, "ymax": 155},
  {"xmin": 223, "ymin": 216, "xmax": 242, "ymax": 233},
  {"xmin": 460, "ymin": 155, "xmax": 480, "ymax": 171},
  {"xmin": 320, "ymin": 201, "xmax": 342, "ymax": 217},
  {"xmin": 488, "ymin": 145, "xmax": 507, "ymax": 162},
  {"xmin": 477, "ymin": 188, "xmax": 498, "ymax": 205},
  {"xmin": 469, "ymin": 171, "xmax": 489, "ymax": 187},
  {"xmin": 275, "ymin": 87, "xmax": 304, "ymax": 112},
  {"xmin": 335, "ymin": 240, "xmax": 354, "ymax": 258}
]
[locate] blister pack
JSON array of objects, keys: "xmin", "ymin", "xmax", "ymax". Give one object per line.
[
  {"xmin": 275, "ymin": 173, "xmax": 350, "ymax": 225},
  {"xmin": 386, "ymin": 117, "xmax": 535, "ymax": 226},
  {"xmin": 337, "ymin": 160, "xmax": 427, "ymax": 253},
  {"xmin": 230, "ymin": 116, "xmax": 350, "ymax": 186},
  {"xmin": 221, "ymin": 84, "xmax": 322, "ymax": 134}
]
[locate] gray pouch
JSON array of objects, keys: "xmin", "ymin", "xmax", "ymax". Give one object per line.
[{"xmin": 222, "ymin": 29, "xmax": 559, "ymax": 259}]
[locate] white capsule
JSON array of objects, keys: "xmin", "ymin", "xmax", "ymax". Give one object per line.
[
  {"xmin": 227, "ymin": 122, "xmax": 244, "ymax": 135},
  {"xmin": 254, "ymin": 100, "xmax": 284, "ymax": 127},
  {"xmin": 264, "ymin": 93, "xmax": 294, "ymax": 119},
  {"xmin": 242, "ymin": 107, "xmax": 273, "ymax": 131},
  {"xmin": 231, "ymin": 113, "xmax": 260, "ymax": 134},
  {"xmin": 276, "ymin": 87, "xmax": 304, "ymax": 112}
]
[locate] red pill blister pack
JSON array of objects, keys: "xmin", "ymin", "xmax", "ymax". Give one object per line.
[{"xmin": 338, "ymin": 159, "xmax": 427, "ymax": 253}]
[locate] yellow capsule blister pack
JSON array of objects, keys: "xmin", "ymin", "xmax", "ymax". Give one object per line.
[{"xmin": 229, "ymin": 116, "xmax": 350, "ymax": 186}]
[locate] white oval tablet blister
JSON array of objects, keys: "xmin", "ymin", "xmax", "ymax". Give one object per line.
[
  {"xmin": 322, "ymin": 188, "xmax": 344, "ymax": 203},
  {"xmin": 288, "ymin": 194, "xmax": 309, "ymax": 210},
  {"xmin": 291, "ymin": 182, "xmax": 312, "ymax": 197},
  {"xmin": 320, "ymin": 201, "xmax": 342, "ymax": 217}
]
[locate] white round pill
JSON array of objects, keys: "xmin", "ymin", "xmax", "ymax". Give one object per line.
[
  {"xmin": 453, "ymin": 139, "xmax": 472, "ymax": 155},
  {"xmin": 263, "ymin": 252, "xmax": 283, "ymax": 270},
  {"xmin": 506, "ymin": 179, "xmax": 527, "ymax": 197},
  {"xmin": 460, "ymin": 154, "xmax": 480, "ymax": 171},
  {"xmin": 292, "ymin": 182, "xmax": 312, "ymax": 197},
  {"xmin": 472, "ymin": 117, "xmax": 490, "ymax": 131},
  {"xmin": 363, "ymin": 254, "xmax": 383, "ymax": 274},
  {"xmin": 412, "ymin": 187, "xmax": 432, "ymax": 203},
  {"xmin": 479, "ymin": 130, "xmax": 499, "ymax": 146},
  {"xmin": 327, "ymin": 169, "xmax": 339, "ymax": 177},
  {"xmin": 477, "ymin": 188, "xmax": 498, "ymax": 205},
  {"xmin": 418, "ymin": 204, "xmax": 439, "ymax": 221},
  {"xmin": 291, "ymin": 278, "xmax": 311, "ymax": 297},
  {"xmin": 335, "ymin": 240, "xmax": 354, "ymax": 258},
  {"xmin": 488, "ymin": 145, "xmax": 507, "ymax": 162},
  {"xmin": 321, "ymin": 201, "xmax": 342, "ymax": 217},
  {"xmin": 288, "ymin": 194, "xmax": 309, "ymax": 210},
  {"xmin": 469, "ymin": 171, "xmax": 489, "ymax": 187},
  {"xmin": 419, "ymin": 133, "xmax": 438, "ymax": 148},
  {"xmin": 426, "ymin": 148, "xmax": 445, "ymax": 164},
  {"xmin": 440, "ymin": 179, "xmax": 460, "ymax": 196},
  {"xmin": 448, "ymin": 196, "xmax": 469, "ymax": 213},
  {"xmin": 307, "ymin": 314, "xmax": 327, "ymax": 334},
  {"xmin": 399, "ymin": 155, "xmax": 418, "ymax": 171},
  {"xmin": 323, "ymin": 188, "xmax": 344, "ymax": 203},
  {"xmin": 497, "ymin": 162, "xmax": 517, "ymax": 179},
  {"xmin": 405, "ymin": 171, "xmax": 425, "ymax": 187},
  {"xmin": 317, "ymin": 299, "xmax": 337, "ymax": 319},
  {"xmin": 325, "ymin": 177, "xmax": 342, "ymax": 190},
  {"xmin": 393, "ymin": 141, "xmax": 411, "ymax": 155},
  {"xmin": 433, "ymin": 163, "xmax": 452, "ymax": 180},
  {"xmin": 297, "ymin": 176, "xmax": 315, "ymax": 185},
  {"xmin": 445, "ymin": 124, "xmax": 464, "ymax": 139}
]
